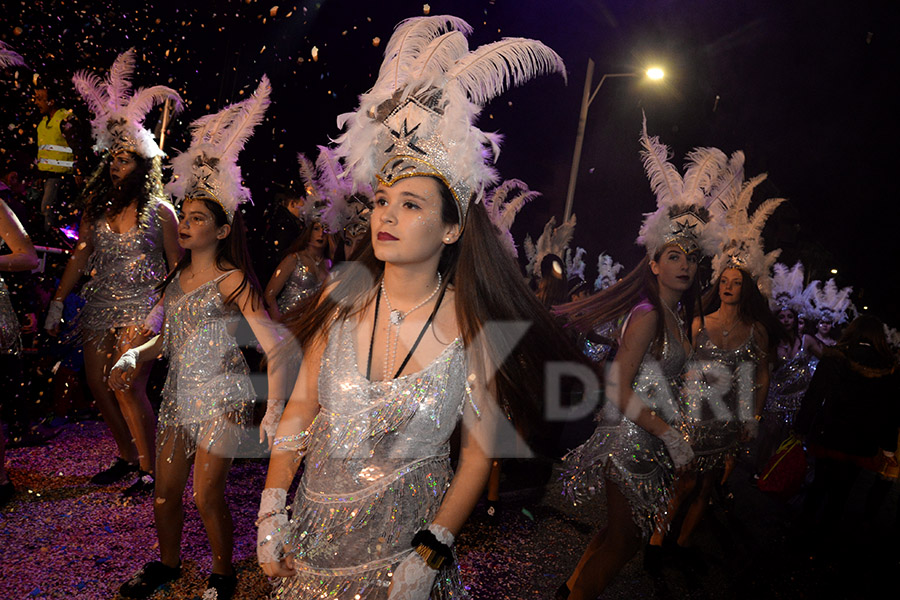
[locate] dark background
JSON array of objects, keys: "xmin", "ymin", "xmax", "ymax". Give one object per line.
[{"xmin": 2, "ymin": 0, "xmax": 898, "ymax": 323}]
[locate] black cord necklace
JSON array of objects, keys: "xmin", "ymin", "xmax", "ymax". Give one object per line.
[{"xmin": 366, "ymin": 281, "xmax": 447, "ymax": 381}]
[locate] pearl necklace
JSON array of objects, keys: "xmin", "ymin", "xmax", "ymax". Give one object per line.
[{"xmin": 380, "ymin": 273, "xmax": 442, "ymax": 379}]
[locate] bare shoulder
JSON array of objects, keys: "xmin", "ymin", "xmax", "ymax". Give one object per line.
[{"xmin": 216, "ymin": 266, "xmax": 244, "ymax": 295}]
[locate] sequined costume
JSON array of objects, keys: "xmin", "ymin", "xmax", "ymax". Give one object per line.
[
  {"xmin": 273, "ymin": 319, "xmax": 470, "ymax": 599},
  {"xmin": 276, "ymin": 255, "xmax": 322, "ymax": 314},
  {"xmin": 680, "ymin": 326, "xmax": 761, "ymax": 473},
  {"xmin": 563, "ymin": 308, "xmax": 688, "ymax": 537},
  {"xmin": 0, "ymin": 241, "xmax": 21, "ymax": 355},
  {"xmin": 156, "ymin": 271, "xmax": 255, "ymax": 460},
  {"xmin": 76, "ymin": 199, "xmax": 168, "ymax": 342},
  {"xmin": 755, "ymin": 339, "xmax": 817, "ymax": 468}
]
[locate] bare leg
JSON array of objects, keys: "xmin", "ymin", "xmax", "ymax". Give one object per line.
[
  {"xmin": 153, "ymin": 431, "xmax": 192, "ymax": 568},
  {"xmin": 193, "ymin": 427, "xmax": 238, "ymax": 575},
  {"xmin": 487, "ymin": 460, "xmax": 501, "ymax": 502},
  {"xmin": 568, "ymin": 482, "xmax": 643, "ymax": 599},
  {"xmin": 676, "ymin": 471, "xmax": 716, "ymax": 546},
  {"xmin": 649, "ymin": 471, "xmax": 697, "ymax": 547},
  {"xmin": 83, "ymin": 332, "xmax": 138, "ymax": 463},
  {"xmin": 112, "ymin": 328, "xmax": 157, "ymax": 473}
]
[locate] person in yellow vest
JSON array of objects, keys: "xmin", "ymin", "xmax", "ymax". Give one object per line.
[{"xmin": 34, "ymin": 83, "xmax": 83, "ymax": 229}]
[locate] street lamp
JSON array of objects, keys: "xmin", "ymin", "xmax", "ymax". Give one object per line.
[{"xmin": 562, "ymin": 59, "xmax": 664, "ymax": 222}]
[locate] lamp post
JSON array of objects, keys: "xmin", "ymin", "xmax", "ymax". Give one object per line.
[{"xmin": 562, "ymin": 59, "xmax": 663, "ymax": 222}]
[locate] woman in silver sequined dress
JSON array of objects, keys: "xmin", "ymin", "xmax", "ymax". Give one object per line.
[
  {"xmin": 47, "ymin": 151, "xmax": 181, "ymax": 490},
  {"xmin": 755, "ymin": 306, "xmax": 819, "ymax": 473},
  {"xmin": 0, "ymin": 198, "xmax": 40, "ymax": 506},
  {"xmin": 555, "ymin": 244, "xmax": 701, "ymax": 598},
  {"xmin": 264, "ymin": 220, "xmax": 329, "ymax": 319},
  {"xmin": 256, "ymin": 17, "xmax": 575, "ymax": 600}
]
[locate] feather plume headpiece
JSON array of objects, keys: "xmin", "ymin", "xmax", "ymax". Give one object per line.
[
  {"xmin": 482, "ymin": 179, "xmax": 540, "ymax": 259},
  {"xmin": 594, "ymin": 253, "xmax": 624, "ymax": 291},
  {"xmin": 334, "ymin": 15, "xmax": 566, "ymax": 228},
  {"xmin": 708, "ymin": 153, "xmax": 786, "ymax": 295},
  {"xmin": 524, "ymin": 214, "xmax": 576, "ymax": 281},
  {"xmin": 166, "ymin": 76, "xmax": 270, "ymax": 223},
  {"xmin": 565, "ymin": 247, "xmax": 587, "ymax": 283},
  {"xmin": 806, "ymin": 278, "xmax": 853, "ymax": 324},
  {"xmin": 637, "ymin": 116, "xmax": 729, "ymax": 258},
  {"xmin": 883, "ymin": 324, "xmax": 900, "ymax": 356},
  {"xmin": 0, "ymin": 41, "xmax": 26, "ymax": 69},
  {"xmin": 295, "ymin": 146, "xmax": 372, "ymax": 237},
  {"xmin": 72, "ymin": 48, "xmax": 182, "ymax": 158},
  {"xmin": 769, "ymin": 262, "xmax": 806, "ymax": 314}
]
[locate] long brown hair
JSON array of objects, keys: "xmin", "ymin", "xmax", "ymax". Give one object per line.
[
  {"xmin": 81, "ymin": 152, "xmax": 165, "ymax": 224},
  {"xmin": 159, "ymin": 199, "xmax": 262, "ymax": 308},
  {"xmin": 837, "ymin": 314, "xmax": 894, "ymax": 366},
  {"xmin": 555, "ymin": 253, "xmax": 702, "ymax": 357},
  {"xmin": 702, "ymin": 268, "xmax": 786, "ymax": 352},
  {"xmin": 281, "ymin": 177, "xmax": 589, "ymax": 436}
]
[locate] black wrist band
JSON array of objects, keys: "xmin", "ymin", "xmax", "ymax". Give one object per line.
[{"xmin": 411, "ymin": 529, "xmax": 453, "ymax": 570}]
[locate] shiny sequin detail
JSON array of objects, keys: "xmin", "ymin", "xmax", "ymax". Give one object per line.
[
  {"xmin": 0, "ymin": 241, "xmax": 21, "ymax": 355},
  {"xmin": 75, "ymin": 199, "xmax": 168, "ymax": 343},
  {"xmin": 562, "ymin": 314, "xmax": 688, "ymax": 538},
  {"xmin": 273, "ymin": 319, "xmax": 469, "ymax": 599},
  {"xmin": 680, "ymin": 327, "xmax": 761, "ymax": 473},
  {"xmin": 156, "ymin": 271, "xmax": 255, "ymax": 460},
  {"xmin": 277, "ymin": 257, "xmax": 322, "ymax": 314}
]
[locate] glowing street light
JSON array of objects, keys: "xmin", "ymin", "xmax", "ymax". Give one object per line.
[
  {"xmin": 563, "ymin": 59, "xmax": 664, "ymax": 222},
  {"xmin": 830, "ymin": 268, "xmax": 838, "ymax": 274}
]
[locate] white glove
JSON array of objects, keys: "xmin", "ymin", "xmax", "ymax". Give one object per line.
[
  {"xmin": 389, "ymin": 524, "xmax": 454, "ymax": 600},
  {"xmin": 659, "ymin": 428, "xmax": 695, "ymax": 470},
  {"xmin": 44, "ymin": 300, "xmax": 64, "ymax": 331},
  {"xmin": 257, "ymin": 488, "xmax": 289, "ymax": 566},
  {"xmin": 112, "ymin": 348, "xmax": 140, "ymax": 374},
  {"xmin": 260, "ymin": 399, "xmax": 285, "ymax": 447},
  {"xmin": 143, "ymin": 303, "xmax": 165, "ymax": 335}
]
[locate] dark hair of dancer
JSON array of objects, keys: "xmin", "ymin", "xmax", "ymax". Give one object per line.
[
  {"xmin": 80, "ymin": 152, "xmax": 166, "ymax": 225},
  {"xmin": 555, "ymin": 250, "xmax": 703, "ymax": 356},
  {"xmin": 701, "ymin": 267, "xmax": 787, "ymax": 351},
  {"xmin": 281, "ymin": 176, "xmax": 589, "ymax": 436},
  {"xmin": 835, "ymin": 314, "xmax": 894, "ymax": 365},
  {"xmin": 159, "ymin": 198, "xmax": 262, "ymax": 309}
]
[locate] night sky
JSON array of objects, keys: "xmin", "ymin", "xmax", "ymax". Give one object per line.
[{"xmin": 2, "ymin": 0, "xmax": 898, "ymax": 323}]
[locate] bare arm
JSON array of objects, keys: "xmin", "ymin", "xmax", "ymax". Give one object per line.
[
  {"xmin": 0, "ymin": 200, "xmax": 39, "ymax": 272},
  {"xmin": 53, "ymin": 215, "xmax": 95, "ymax": 301},
  {"xmin": 157, "ymin": 202, "xmax": 183, "ymax": 270},
  {"xmin": 108, "ymin": 333, "xmax": 165, "ymax": 391},
  {"xmin": 803, "ymin": 333, "xmax": 824, "ymax": 358},
  {"xmin": 263, "ymin": 253, "xmax": 298, "ymax": 320}
]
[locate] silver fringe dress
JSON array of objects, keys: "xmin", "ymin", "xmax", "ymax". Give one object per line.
[
  {"xmin": 563, "ymin": 318, "xmax": 688, "ymax": 537},
  {"xmin": 77, "ymin": 200, "xmax": 168, "ymax": 343},
  {"xmin": 680, "ymin": 326, "xmax": 761, "ymax": 473},
  {"xmin": 276, "ymin": 256, "xmax": 322, "ymax": 315},
  {"xmin": 157, "ymin": 271, "xmax": 255, "ymax": 460},
  {"xmin": 0, "ymin": 241, "xmax": 21, "ymax": 355},
  {"xmin": 273, "ymin": 319, "xmax": 471, "ymax": 599}
]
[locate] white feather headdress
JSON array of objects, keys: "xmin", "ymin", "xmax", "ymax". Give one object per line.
[
  {"xmin": 637, "ymin": 116, "xmax": 729, "ymax": 258},
  {"xmin": 0, "ymin": 41, "xmax": 26, "ymax": 69},
  {"xmin": 594, "ymin": 253, "xmax": 624, "ymax": 291},
  {"xmin": 769, "ymin": 262, "xmax": 806, "ymax": 313},
  {"xmin": 482, "ymin": 179, "xmax": 541, "ymax": 259},
  {"xmin": 565, "ymin": 247, "xmax": 587, "ymax": 283},
  {"xmin": 334, "ymin": 15, "xmax": 566, "ymax": 227},
  {"xmin": 166, "ymin": 76, "xmax": 270, "ymax": 223},
  {"xmin": 295, "ymin": 146, "xmax": 371, "ymax": 236},
  {"xmin": 524, "ymin": 214, "xmax": 576, "ymax": 281},
  {"xmin": 72, "ymin": 48, "xmax": 182, "ymax": 158},
  {"xmin": 806, "ymin": 278, "xmax": 853, "ymax": 324},
  {"xmin": 708, "ymin": 153, "xmax": 785, "ymax": 295}
]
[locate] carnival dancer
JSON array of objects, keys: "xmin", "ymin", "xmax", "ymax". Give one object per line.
[
  {"xmin": 0, "ymin": 193, "xmax": 40, "ymax": 507},
  {"xmin": 554, "ymin": 118, "xmax": 723, "ymax": 599},
  {"xmin": 806, "ymin": 278, "xmax": 852, "ymax": 348},
  {"xmin": 264, "ymin": 152, "xmax": 331, "ymax": 320},
  {"xmin": 255, "ymin": 14, "xmax": 576, "ymax": 599},
  {"xmin": 45, "ymin": 49, "xmax": 182, "ymax": 495},
  {"xmin": 755, "ymin": 262, "xmax": 820, "ymax": 473},
  {"xmin": 648, "ymin": 153, "xmax": 784, "ymax": 559},
  {"xmin": 110, "ymin": 77, "xmax": 286, "ymax": 600}
]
